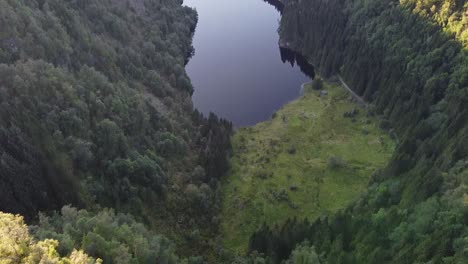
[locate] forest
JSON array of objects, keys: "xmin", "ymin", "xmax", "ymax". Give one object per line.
[
  {"xmin": 0, "ymin": 0, "xmax": 231, "ymax": 262},
  {"xmin": 0, "ymin": 0, "xmax": 467, "ymax": 263},
  {"xmin": 248, "ymin": 0, "xmax": 468, "ymax": 263}
]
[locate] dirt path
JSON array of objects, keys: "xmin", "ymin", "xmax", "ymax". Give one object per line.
[{"xmin": 337, "ymin": 75, "xmax": 367, "ymax": 107}]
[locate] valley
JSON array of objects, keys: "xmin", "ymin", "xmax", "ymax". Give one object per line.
[
  {"xmin": 220, "ymin": 80, "xmax": 395, "ymax": 253},
  {"xmin": 0, "ymin": 0, "xmax": 466, "ymax": 263}
]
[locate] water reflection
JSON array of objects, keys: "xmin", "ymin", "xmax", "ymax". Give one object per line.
[
  {"xmin": 262, "ymin": 0, "xmax": 284, "ymax": 14},
  {"xmin": 184, "ymin": 0, "xmax": 313, "ymax": 127},
  {"xmin": 279, "ymin": 47, "xmax": 315, "ymax": 79}
]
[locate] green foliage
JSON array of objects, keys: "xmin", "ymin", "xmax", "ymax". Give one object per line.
[
  {"xmin": 0, "ymin": 0, "xmax": 232, "ymax": 259},
  {"xmin": 327, "ymin": 156, "xmax": 347, "ymax": 169},
  {"xmin": 286, "ymin": 242, "xmax": 322, "ymax": 264},
  {"xmin": 251, "ymin": 0, "xmax": 468, "ymax": 262},
  {"xmin": 221, "ymin": 83, "xmax": 394, "ymax": 253},
  {"xmin": 400, "ymin": 0, "xmax": 468, "ymax": 48},
  {"xmin": 0, "ymin": 0, "xmax": 199, "ymax": 216},
  {"xmin": 157, "ymin": 132, "xmax": 186, "ymax": 156},
  {"xmin": 31, "ymin": 206, "xmax": 180, "ymax": 264},
  {"xmin": 0, "ymin": 211, "xmax": 100, "ymax": 264}
]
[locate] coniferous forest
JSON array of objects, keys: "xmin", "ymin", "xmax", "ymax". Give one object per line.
[
  {"xmin": 0, "ymin": 0, "xmax": 231, "ymax": 262},
  {"xmin": 0, "ymin": 0, "xmax": 467, "ymax": 263},
  {"xmin": 250, "ymin": 0, "xmax": 468, "ymax": 263}
]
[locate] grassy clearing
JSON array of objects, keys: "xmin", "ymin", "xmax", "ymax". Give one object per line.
[{"xmin": 219, "ymin": 81, "xmax": 395, "ymax": 253}]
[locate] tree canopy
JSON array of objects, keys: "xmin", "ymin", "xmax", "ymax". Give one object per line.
[{"xmin": 250, "ymin": 0, "xmax": 468, "ymax": 262}]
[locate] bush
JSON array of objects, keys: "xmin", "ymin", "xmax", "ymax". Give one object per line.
[
  {"xmin": 328, "ymin": 156, "xmax": 347, "ymax": 169},
  {"xmin": 287, "ymin": 146, "xmax": 297, "ymax": 154}
]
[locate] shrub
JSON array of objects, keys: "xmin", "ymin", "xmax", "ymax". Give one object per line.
[{"xmin": 328, "ymin": 156, "xmax": 347, "ymax": 169}]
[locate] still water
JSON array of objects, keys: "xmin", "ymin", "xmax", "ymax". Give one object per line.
[{"xmin": 184, "ymin": 0, "xmax": 310, "ymax": 127}]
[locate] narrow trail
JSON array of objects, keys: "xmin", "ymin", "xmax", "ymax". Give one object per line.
[
  {"xmin": 337, "ymin": 75, "xmax": 367, "ymax": 107},
  {"xmin": 299, "ymin": 82, "xmax": 308, "ymax": 95},
  {"xmin": 301, "ymin": 75, "xmax": 367, "ymax": 107}
]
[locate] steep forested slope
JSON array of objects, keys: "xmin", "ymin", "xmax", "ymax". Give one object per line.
[
  {"xmin": 249, "ymin": 0, "xmax": 468, "ymax": 263},
  {"xmin": 0, "ymin": 0, "xmax": 231, "ymax": 261}
]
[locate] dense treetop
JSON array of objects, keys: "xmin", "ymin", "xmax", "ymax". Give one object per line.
[
  {"xmin": 400, "ymin": 0, "xmax": 468, "ymax": 47},
  {"xmin": 249, "ymin": 0, "xmax": 468, "ymax": 262},
  {"xmin": 1, "ymin": 0, "xmax": 466, "ymax": 262},
  {"xmin": 0, "ymin": 0, "xmax": 231, "ymax": 261},
  {"xmin": 0, "ymin": 211, "xmax": 99, "ymax": 263}
]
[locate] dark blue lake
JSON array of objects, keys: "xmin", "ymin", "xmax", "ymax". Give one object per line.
[{"xmin": 184, "ymin": 0, "xmax": 310, "ymax": 127}]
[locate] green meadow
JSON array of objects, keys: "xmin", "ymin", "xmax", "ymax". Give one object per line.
[{"xmin": 220, "ymin": 81, "xmax": 395, "ymax": 253}]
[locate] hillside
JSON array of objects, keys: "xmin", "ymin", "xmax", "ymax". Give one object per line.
[
  {"xmin": 1, "ymin": 0, "xmax": 467, "ymax": 263},
  {"xmin": 249, "ymin": 0, "xmax": 468, "ymax": 263},
  {"xmin": 0, "ymin": 0, "xmax": 231, "ymax": 262}
]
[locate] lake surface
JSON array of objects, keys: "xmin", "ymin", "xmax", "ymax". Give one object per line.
[{"xmin": 184, "ymin": 0, "xmax": 310, "ymax": 127}]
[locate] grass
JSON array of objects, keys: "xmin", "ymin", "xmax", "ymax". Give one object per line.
[{"xmin": 219, "ymin": 81, "xmax": 395, "ymax": 253}]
